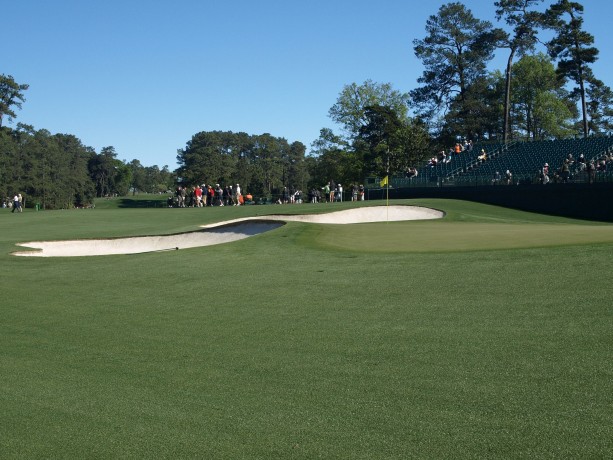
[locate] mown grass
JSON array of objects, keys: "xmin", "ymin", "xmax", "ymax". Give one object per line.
[{"xmin": 0, "ymin": 198, "xmax": 611, "ymax": 458}]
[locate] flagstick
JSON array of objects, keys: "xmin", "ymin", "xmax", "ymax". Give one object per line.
[
  {"xmin": 386, "ymin": 181, "xmax": 389, "ymax": 222},
  {"xmin": 386, "ymin": 150, "xmax": 389, "ymax": 223}
]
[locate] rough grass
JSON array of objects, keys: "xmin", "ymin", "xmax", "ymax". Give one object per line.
[{"xmin": 0, "ymin": 198, "xmax": 611, "ymax": 458}]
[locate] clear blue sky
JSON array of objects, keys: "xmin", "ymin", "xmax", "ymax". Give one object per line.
[{"xmin": 5, "ymin": 0, "xmax": 612, "ymax": 168}]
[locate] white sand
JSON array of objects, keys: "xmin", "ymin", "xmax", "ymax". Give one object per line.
[
  {"xmin": 203, "ymin": 205, "xmax": 444, "ymax": 227},
  {"xmin": 13, "ymin": 205, "xmax": 443, "ymax": 257}
]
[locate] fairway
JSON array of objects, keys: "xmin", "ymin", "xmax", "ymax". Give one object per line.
[{"xmin": 1, "ymin": 199, "xmax": 611, "ymax": 458}]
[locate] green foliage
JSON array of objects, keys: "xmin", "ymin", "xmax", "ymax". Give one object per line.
[
  {"xmin": 88, "ymin": 146, "xmax": 127, "ymax": 198},
  {"xmin": 309, "ymin": 81, "xmax": 428, "ymax": 187},
  {"xmin": 0, "ymin": 74, "xmax": 29, "ymax": 128},
  {"xmin": 444, "ymin": 73, "xmax": 504, "ymax": 141},
  {"xmin": 128, "ymin": 160, "xmax": 174, "ymax": 194},
  {"xmin": 585, "ymin": 77, "xmax": 613, "ymax": 134},
  {"xmin": 411, "ymin": 2, "xmax": 500, "ymax": 137},
  {"xmin": 494, "ymin": 0, "xmax": 545, "ymax": 141},
  {"xmin": 511, "ymin": 53, "xmax": 575, "ymax": 138},
  {"xmin": 0, "ymin": 126, "xmax": 96, "ymax": 209},
  {"xmin": 407, "ymin": 0, "xmax": 609, "ymax": 146},
  {"xmin": 306, "ymin": 146, "xmax": 360, "ymax": 190},
  {"xmin": 545, "ymin": 0, "xmax": 600, "ymax": 137},
  {"xmin": 358, "ymin": 105, "xmax": 430, "ymax": 177},
  {"xmin": 328, "ymin": 80, "xmax": 410, "ymax": 141},
  {"xmin": 0, "ymin": 127, "xmax": 172, "ymax": 208},
  {"xmin": 176, "ymin": 131, "xmax": 307, "ymax": 197}
]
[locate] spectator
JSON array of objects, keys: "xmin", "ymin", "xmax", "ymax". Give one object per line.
[
  {"xmin": 223, "ymin": 185, "xmax": 232, "ymax": 206},
  {"xmin": 541, "ymin": 163, "xmax": 550, "ymax": 184},
  {"xmin": 293, "ymin": 190, "xmax": 302, "ymax": 204},
  {"xmin": 11, "ymin": 193, "xmax": 21, "ymax": 213},
  {"xmin": 215, "ymin": 184, "xmax": 223, "ymax": 206},
  {"xmin": 586, "ymin": 160, "xmax": 596, "ymax": 184},
  {"xmin": 194, "ymin": 185, "xmax": 203, "ymax": 207},
  {"xmin": 406, "ymin": 167, "xmax": 418, "ymax": 179},
  {"xmin": 233, "ymin": 183, "xmax": 241, "ymax": 206},
  {"xmin": 207, "ymin": 185, "xmax": 215, "ymax": 206},
  {"xmin": 478, "ymin": 149, "xmax": 487, "ymax": 163},
  {"xmin": 560, "ymin": 159, "xmax": 571, "ymax": 183}
]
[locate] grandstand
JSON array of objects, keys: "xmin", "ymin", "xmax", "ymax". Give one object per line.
[{"xmin": 391, "ymin": 137, "xmax": 613, "ymax": 188}]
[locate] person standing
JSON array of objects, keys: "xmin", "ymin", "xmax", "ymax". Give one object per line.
[
  {"xmin": 194, "ymin": 185, "xmax": 203, "ymax": 207},
  {"xmin": 224, "ymin": 185, "xmax": 232, "ymax": 206},
  {"xmin": 206, "ymin": 185, "xmax": 213, "ymax": 206},
  {"xmin": 11, "ymin": 194, "xmax": 20, "ymax": 213},
  {"xmin": 234, "ymin": 183, "xmax": 241, "ymax": 206},
  {"xmin": 215, "ymin": 184, "xmax": 223, "ymax": 206},
  {"xmin": 586, "ymin": 160, "xmax": 596, "ymax": 184},
  {"xmin": 180, "ymin": 186, "xmax": 187, "ymax": 207},
  {"xmin": 560, "ymin": 159, "xmax": 570, "ymax": 183}
]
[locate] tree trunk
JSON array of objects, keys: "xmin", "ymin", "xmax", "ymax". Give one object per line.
[
  {"xmin": 579, "ymin": 68, "xmax": 589, "ymax": 138},
  {"xmin": 503, "ymin": 48, "xmax": 516, "ymax": 143}
]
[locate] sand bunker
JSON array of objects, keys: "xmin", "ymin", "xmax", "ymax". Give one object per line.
[
  {"xmin": 202, "ymin": 205, "xmax": 443, "ymax": 227},
  {"xmin": 13, "ymin": 222, "xmax": 284, "ymax": 258},
  {"xmin": 13, "ymin": 205, "xmax": 443, "ymax": 257}
]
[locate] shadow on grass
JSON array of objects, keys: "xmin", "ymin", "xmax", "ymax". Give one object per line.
[{"xmin": 117, "ymin": 198, "xmax": 167, "ymax": 208}]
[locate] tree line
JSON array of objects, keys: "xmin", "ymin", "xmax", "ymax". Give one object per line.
[
  {"xmin": 175, "ymin": 131, "xmax": 308, "ymax": 198},
  {"xmin": 0, "ymin": 123, "xmax": 174, "ymax": 209},
  {"xmin": 2, "ymin": 0, "xmax": 612, "ymax": 207}
]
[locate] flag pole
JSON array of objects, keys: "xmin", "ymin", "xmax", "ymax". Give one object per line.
[{"xmin": 386, "ymin": 150, "xmax": 389, "ymax": 222}]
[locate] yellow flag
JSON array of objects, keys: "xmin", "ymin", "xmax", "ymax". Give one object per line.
[{"xmin": 380, "ymin": 175, "xmax": 388, "ymax": 187}]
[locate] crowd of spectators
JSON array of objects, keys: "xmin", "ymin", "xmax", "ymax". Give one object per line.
[
  {"xmin": 308, "ymin": 182, "xmax": 365, "ymax": 204},
  {"xmin": 427, "ymin": 139, "xmax": 475, "ymax": 168},
  {"xmin": 170, "ymin": 184, "xmax": 250, "ymax": 208},
  {"xmin": 168, "ymin": 180, "xmax": 370, "ymax": 207},
  {"xmin": 534, "ymin": 151, "xmax": 613, "ymax": 185}
]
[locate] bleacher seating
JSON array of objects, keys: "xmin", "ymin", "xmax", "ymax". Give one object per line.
[{"xmin": 408, "ymin": 137, "xmax": 613, "ymax": 186}]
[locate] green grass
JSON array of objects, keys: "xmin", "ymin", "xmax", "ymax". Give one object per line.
[{"xmin": 1, "ymin": 198, "xmax": 611, "ymax": 458}]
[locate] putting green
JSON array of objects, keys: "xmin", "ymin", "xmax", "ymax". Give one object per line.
[{"xmin": 308, "ymin": 221, "xmax": 613, "ymax": 252}]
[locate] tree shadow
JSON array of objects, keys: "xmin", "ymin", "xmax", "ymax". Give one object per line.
[{"xmin": 117, "ymin": 198, "xmax": 167, "ymax": 208}]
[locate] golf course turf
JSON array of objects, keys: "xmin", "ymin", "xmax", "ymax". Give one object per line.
[{"xmin": 1, "ymin": 198, "xmax": 611, "ymax": 458}]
